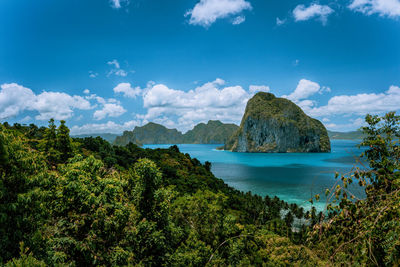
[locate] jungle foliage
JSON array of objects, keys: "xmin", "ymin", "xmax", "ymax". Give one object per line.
[{"xmin": 0, "ymin": 112, "xmax": 399, "ymax": 266}]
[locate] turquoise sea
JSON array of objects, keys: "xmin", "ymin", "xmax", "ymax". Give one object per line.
[{"xmin": 144, "ymin": 140, "xmax": 365, "ymax": 211}]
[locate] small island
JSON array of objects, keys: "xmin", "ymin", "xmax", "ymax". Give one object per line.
[{"xmin": 223, "ymin": 92, "xmax": 331, "ymax": 153}]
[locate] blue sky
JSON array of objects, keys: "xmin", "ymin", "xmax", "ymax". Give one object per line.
[{"xmin": 0, "ymin": 0, "xmax": 399, "ymax": 134}]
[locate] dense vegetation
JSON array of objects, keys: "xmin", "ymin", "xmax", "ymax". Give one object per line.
[
  {"xmin": 224, "ymin": 92, "xmax": 331, "ymax": 153},
  {"xmin": 114, "ymin": 120, "xmax": 238, "ymax": 146},
  {"xmin": 1, "ymin": 112, "xmax": 399, "ymax": 266},
  {"xmin": 181, "ymin": 120, "xmax": 239, "ymax": 144}
]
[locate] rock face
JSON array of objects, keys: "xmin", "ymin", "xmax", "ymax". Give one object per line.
[{"xmin": 224, "ymin": 92, "xmax": 330, "ymax": 153}]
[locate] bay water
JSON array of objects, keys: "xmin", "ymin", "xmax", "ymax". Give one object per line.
[{"xmin": 144, "ymin": 140, "xmax": 365, "ymax": 211}]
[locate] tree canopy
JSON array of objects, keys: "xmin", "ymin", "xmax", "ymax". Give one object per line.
[{"xmin": 1, "ymin": 113, "xmax": 399, "ymax": 266}]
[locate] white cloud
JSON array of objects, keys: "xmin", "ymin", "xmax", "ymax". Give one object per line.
[
  {"xmin": 186, "ymin": 0, "xmax": 252, "ymax": 27},
  {"xmin": 71, "ymin": 120, "xmax": 141, "ymax": 135},
  {"xmin": 283, "ymin": 79, "xmax": 327, "ymax": 101},
  {"xmin": 306, "ymin": 86, "xmax": 400, "ymax": 117},
  {"xmin": 89, "ymin": 71, "xmax": 98, "ymax": 78},
  {"xmin": 141, "ymin": 78, "xmax": 249, "ymax": 132},
  {"xmin": 113, "ymin": 82, "xmax": 141, "ymax": 98},
  {"xmin": 33, "ymin": 92, "xmax": 92, "ymax": 121},
  {"xmin": 276, "ymin": 17, "xmax": 287, "ymax": 25},
  {"xmin": 232, "ymin": 16, "xmax": 246, "ymax": 25},
  {"xmin": 83, "ymin": 89, "xmax": 90, "ymax": 94},
  {"xmin": 0, "ymin": 83, "xmax": 92, "ymax": 121},
  {"xmin": 107, "ymin": 60, "xmax": 131, "ymax": 77},
  {"xmin": 349, "ymin": 0, "xmax": 400, "ymax": 17},
  {"xmin": 0, "ymin": 83, "xmax": 36, "ymax": 119},
  {"xmin": 107, "ymin": 59, "xmax": 120, "ymax": 69},
  {"xmin": 114, "ymin": 69, "xmax": 128, "ymax": 77},
  {"xmin": 110, "ymin": 0, "xmax": 121, "ymax": 8},
  {"xmin": 249, "ymin": 85, "xmax": 271, "ymax": 94},
  {"xmin": 93, "ymin": 103, "xmax": 126, "ymax": 120},
  {"xmin": 293, "ymin": 4, "xmax": 334, "ymax": 24},
  {"xmin": 110, "ymin": 0, "xmax": 128, "ymax": 9},
  {"xmin": 325, "ymin": 117, "xmax": 366, "ymax": 131},
  {"xmin": 387, "ymin": 85, "xmax": 400, "ymax": 94}
]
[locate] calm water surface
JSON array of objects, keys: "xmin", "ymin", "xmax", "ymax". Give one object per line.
[{"xmin": 144, "ymin": 140, "xmax": 365, "ymax": 211}]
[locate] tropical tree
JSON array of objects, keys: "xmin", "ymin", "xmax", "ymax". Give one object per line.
[
  {"xmin": 56, "ymin": 120, "xmax": 73, "ymax": 162},
  {"xmin": 310, "ymin": 112, "xmax": 400, "ymax": 265},
  {"xmin": 38, "ymin": 119, "xmax": 59, "ymax": 164}
]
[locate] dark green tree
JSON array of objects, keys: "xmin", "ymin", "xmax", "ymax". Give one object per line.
[
  {"xmin": 56, "ymin": 120, "xmax": 73, "ymax": 162},
  {"xmin": 38, "ymin": 119, "xmax": 59, "ymax": 164},
  {"xmin": 310, "ymin": 112, "xmax": 400, "ymax": 265},
  {"xmin": 0, "ymin": 129, "xmax": 9, "ymax": 169},
  {"xmin": 0, "ymin": 127, "xmax": 47, "ymax": 262},
  {"xmin": 131, "ymin": 158, "xmax": 162, "ymax": 221}
]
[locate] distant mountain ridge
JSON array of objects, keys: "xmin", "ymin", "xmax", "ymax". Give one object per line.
[
  {"xmin": 72, "ymin": 133, "xmax": 118, "ymax": 143},
  {"xmin": 71, "ymin": 123, "xmax": 362, "ymax": 147},
  {"xmin": 114, "ymin": 120, "xmax": 239, "ymax": 146},
  {"xmin": 328, "ymin": 130, "xmax": 365, "ymax": 140}
]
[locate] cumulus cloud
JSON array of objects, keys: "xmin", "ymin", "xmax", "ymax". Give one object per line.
[
  {"xmin": 93, "ymin": 103, "xmax": 127, "ymax": 120},
  {"xmin": 0, "ymin": 83, "xmax": 36, "ymax": 119},
  {"xmin": 276, "ymin": 81, "xmax": 400, "ymax": 131},
  {"xmin": 387, "ymin": 85, "xmax": 400, "ymax": 94},
  {"xmin": 141, "ymin": 78, "xmax": 250, "ymax": 131},
  {"xmin": 306, "ymin": 86, "xmax": 400, "ymax": 117},
  {"xmin": 293, "ymin": 4, "xmax": 334, "ymax": 24},
  {"xmin": 349, "ymin": 0, "xmax": 400, "ymax": 17},
  {"xmin": 283, "ymin": 79, "xmax": 329, "ymax": 101},
  {"xmin": 186, "ymin": 0, "xmax": 252, "ymax": 27},
  {"xmin": 113, "ymin": 83, "xmax": 141, "ymax": 98},
  {"xmin": 34, "ymin": 92, "xmax": 92, "ymax": 121},
  {"xmin": 249, "ymin": 85, "xmax": 270, "ymax": 94},
  {"xmin": 0, "ymin": 83, "xmax": 92, "ymax": 121},
  {"xmin": 324, "ymin": 117, "xmax": 366, "ymax": 131},
  {"xmin": 71, "ymin": 120, "xmax": 141, "ymax": 135}
]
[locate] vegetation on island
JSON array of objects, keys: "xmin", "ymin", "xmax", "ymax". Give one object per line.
[
  {"xmin": 0, "ymin": 112, "xmax": 399, "ymax": 266},
  {"xmin": 114, "ymin": 120, "xmax": 238, "ymax": 146},
  {"xmin": 224, "ymin": 92, "xmax": 331, "ymax": 153}
]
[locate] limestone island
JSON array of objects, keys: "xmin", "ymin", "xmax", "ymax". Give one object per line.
[{"xmin": 223, "ymin": 92, "xmax": 331, "ymax": 153}]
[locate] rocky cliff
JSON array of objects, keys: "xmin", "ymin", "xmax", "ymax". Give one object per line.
[{"xmin": 224, "ymin": 92, "xmax": 330, "ymax": 153}]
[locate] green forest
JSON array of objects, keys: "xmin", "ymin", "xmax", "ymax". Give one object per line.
[{"xmin": 0, "ymin": 113, "xmax": 399, "ymax": 266}]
